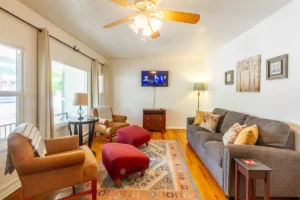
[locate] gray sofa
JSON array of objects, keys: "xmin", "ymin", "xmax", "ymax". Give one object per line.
[{"xmin": 186, "ymin": 108, "xmax": 300, "ymax": 198}]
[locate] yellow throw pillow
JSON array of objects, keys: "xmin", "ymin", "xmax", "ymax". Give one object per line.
[
  {"xmin": 234, "ymin": 125, "xmax": 259, "ymax": 145},
  {"xmin": 193, "ymin": 110, "xmax": 205, "ymax": 125},
  {"xmin": 193, "ymin": 110, "xmax": 212, "ymax": 125}
]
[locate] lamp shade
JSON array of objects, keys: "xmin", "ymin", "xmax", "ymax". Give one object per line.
[
  {"xmin": 73, "ymin": 93, "xmax": 88, "ymax": 106},
  {"xmin": 194, "ymin": 83, "xmax": 207, "ymax": 91}
]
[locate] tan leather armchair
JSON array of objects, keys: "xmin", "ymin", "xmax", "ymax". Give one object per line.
[
  {"xmin": 7, "ymin": 134, "xmax": 98, "ymax": 200},
  {"xmin": 91, "ymin": 107, "xmax": 130, "ymax": 142}
]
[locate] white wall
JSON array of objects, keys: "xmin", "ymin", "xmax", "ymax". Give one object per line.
[
  {"xmin": 0, "ymin": 0, "xmax": 105, "ymax": 198},
  {"xmin": 107, "ymin": 57, "xmax": 206, "ymax": 128},
  {"xmin": 203, "ymin": 0, "xmax": 300, "ymax": 151}
]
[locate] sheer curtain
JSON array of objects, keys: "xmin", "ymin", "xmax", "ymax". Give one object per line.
[
  {"xmin": 90, "ymin": 60, "xmax": 100, "ymax": 108},
  {"xmin": 37, "ymin": 28, "xmax": 54, "ymax": 139},
  {"xmin": 101, "ymin": 65, "xmax": 108, "ymax": 106}
]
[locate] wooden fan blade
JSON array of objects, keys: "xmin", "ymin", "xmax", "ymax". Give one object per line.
[
  {"xmin": 151, "ymin": 31, "xmax": 160, "ymax": 39},
  {"xmin": 158, "ymin": 9, "xmax": 200, "ymax": 24},
  {"xmin": 109, "ymin": 0, "xmax": 131, "ymax": 7},
  {"xmin": 103, "ymin": 17, "xmax": 133, "ymax": 28}
]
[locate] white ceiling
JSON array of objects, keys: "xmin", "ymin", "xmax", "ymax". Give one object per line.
[{"xmin": 19, "ymin": 0, "xmax": 292, "ymax": 58}]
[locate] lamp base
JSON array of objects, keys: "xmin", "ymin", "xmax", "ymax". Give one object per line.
[{"xmin": 77, "ymin": 106, "xmax": 85, "ymax": 120}]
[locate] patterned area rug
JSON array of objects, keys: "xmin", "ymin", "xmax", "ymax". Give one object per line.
[{"xmin": 76, "ymin": 140, "xmax": 201, "ymax": 200}]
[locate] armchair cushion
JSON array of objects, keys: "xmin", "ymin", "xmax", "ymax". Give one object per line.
[
  {"xmin": 45, "ymin": 136, "xmax": 79, "ymax": 155},
  {"xmin": 18, "ymin": 149, "xmax": 85, "ymax": 175}
]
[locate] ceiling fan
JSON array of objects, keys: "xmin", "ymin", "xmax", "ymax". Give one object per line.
[{"xmin": 103, "ymin": 0, "xmax": 200, "ymax": 39}]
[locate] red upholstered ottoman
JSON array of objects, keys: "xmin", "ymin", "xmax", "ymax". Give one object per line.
[
  {"xmin": 102, "ymin": 143, "xmax": 150, "ymax": 187},
  {"xmin": 117, "ymin": 125, "xmax": 151, "ymax": 147}
]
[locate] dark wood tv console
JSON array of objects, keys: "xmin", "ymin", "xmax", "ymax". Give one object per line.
[{"xmin": 143, "ymin": 109, "xmax": 166, "ymax": 133}]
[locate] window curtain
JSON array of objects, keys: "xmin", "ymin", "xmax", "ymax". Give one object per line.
[
  {"xmin": 101, "ymin": 65, "xmax": 107, "ymax": 105},
  {"xmin": 90, "ymin": 59, "xmax": 100, "ymax": 108},
  {"xmin": 37, "ymin": 28, "xmax": 54, "ymax": 139}
]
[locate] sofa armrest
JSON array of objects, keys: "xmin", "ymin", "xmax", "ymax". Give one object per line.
[
  {"xmin": 113, "ymin": 115, "xmax": 127, "ymax": 123},
  {"xmin": 45, "ymin": 136, "xmax": 79, "ymax": 155},
  {"xmin": 223, "ymin": 144, "xmax": 300, "ymax": 197},
  {"xmin": 18, "ymin": 149, "xmax": 85, "ymax": 175},
  {"xmin": 187, "ymin": 117, "xmax": 195, "ymax": 126}
]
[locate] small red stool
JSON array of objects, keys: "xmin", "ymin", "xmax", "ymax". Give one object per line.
[
  {"xmin": 117, "ymin": 125, "xmax": 151, "ymax": 147},
  {"xmin": 102, "ymin": 143, "xmax": 150, "ymax": 187}
]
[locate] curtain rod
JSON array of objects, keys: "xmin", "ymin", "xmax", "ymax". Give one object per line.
[{"xmin": 0, "ymin": 6, "xmax": 106, "ymax": 67}]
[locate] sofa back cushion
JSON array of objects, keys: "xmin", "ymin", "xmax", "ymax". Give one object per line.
[
  {"xmin": 220, "ymin": 111, "xmax": 248, "ymax": 134},
  {"xmin": 243, "ymin": 116, "xmax": 291, "ymax": 148},
  {"xmin": 213, "ymin": 108, "xmax": 228, "ymax": 133}
]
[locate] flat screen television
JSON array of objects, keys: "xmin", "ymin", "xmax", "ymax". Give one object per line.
[{"xmin": 141, "ymin": 71, "xmax": 169, "ymax": 87}]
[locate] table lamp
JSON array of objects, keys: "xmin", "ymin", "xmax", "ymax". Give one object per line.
[
  {"xmin": 193, "ymin": 83, "xmax": 207, "ymax": 110},
  {"xmin": 73, "ymin": 93, "xmax": 88, "ymax": 120}
]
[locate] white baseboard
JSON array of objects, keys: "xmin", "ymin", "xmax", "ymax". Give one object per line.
[{"xmin": 0, "ymin": 178, "xmax": 21, "ymax": 199}]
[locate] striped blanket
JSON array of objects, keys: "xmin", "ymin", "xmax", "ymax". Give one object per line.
[{"xmin": 4, "ymin": 123, "xmax": 47, "ymax": 175}]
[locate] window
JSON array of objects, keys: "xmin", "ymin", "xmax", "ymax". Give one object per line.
[
  {"xmin": 0, "ymin": 43, "xmax": 22, "ymax": 139},
  {"xmin": 52, "ymin": 61, "xmax": 88, "ymax": 125}
]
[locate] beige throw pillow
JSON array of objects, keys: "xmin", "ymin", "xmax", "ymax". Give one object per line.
[
  {"xmin": 223, "ymin": 123, "xmax": 247, "ymax": 145},
  {"xmin": 200, "ymin": 113, "xmax": 221, "ymax": 133}
]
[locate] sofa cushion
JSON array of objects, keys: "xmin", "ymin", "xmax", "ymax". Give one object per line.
[
  {"xmin": 193, "ymin": 131, "xmax": 223, "ymax": 148},
  {"xmin": 204, "ymin": 141, "xmax": 224, "ymax": 167},
  {"xmin": 187, "ymin": 124, "xmax": 209, "ymax": 134},
  {"xmin": 213, "ymin": 108, "xmax": 229, "ymax": 133},
  {"xmin": 243, "ymin": 116, "xmax": 291, "ymax": 148},
  {"xmin": 220, "ymin": 111, "xmax": 248, "ymax": 134}
]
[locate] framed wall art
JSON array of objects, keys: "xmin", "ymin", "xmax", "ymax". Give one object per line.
[
  {"xmin": 266, "ymin": 54, "xmax": 288, "ymax": 80},
  {"xmin": 236, "ymin": 55, "xmax": 261, "ymax": 92},
  {"xmin": 225, "ymin": 70, "xmax": 234, "ymax": 85}
]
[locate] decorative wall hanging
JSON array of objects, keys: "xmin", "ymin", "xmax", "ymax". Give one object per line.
[
  {"xmin": 236, "ymin": 55, "xmax": 261, "ymax": 92},
  {"xmin": 266, "ymin": 54, "xmax": 288, "ymax": 80},
  {"xmin": 225, "ymin": 70, "xmax": 234, "ymax": 85}
]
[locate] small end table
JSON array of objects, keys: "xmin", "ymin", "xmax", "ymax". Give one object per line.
[
  {"xmin": 235, "ymin": 158, "xmax": 272, "ymax": 200},
  {"xmin": 67, "ymin": 116, "xmax": 99, "ymax": 149}
]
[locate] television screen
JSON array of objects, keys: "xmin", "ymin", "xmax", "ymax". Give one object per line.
[{"xmin": 141, "ymin": 71, "xmax": 169, "ymax": 87}]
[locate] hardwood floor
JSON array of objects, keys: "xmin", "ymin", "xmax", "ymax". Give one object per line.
[{"xmin": 4, "ymin": 129, "xmax": 290, "ymax": 200}]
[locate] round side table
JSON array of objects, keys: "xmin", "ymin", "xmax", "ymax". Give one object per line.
[{"xmin": 67, "ymin": 116, "xmax": 99, "ymax": 149}]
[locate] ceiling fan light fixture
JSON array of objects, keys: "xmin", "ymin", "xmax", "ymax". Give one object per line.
[
  {"xmin": 150, "ymin": 18, "xmax": 162, "ymax": 32},
  {"xmin": 142, "ymin": 25, "xmax": 152, "ymax": 37},
  {"xmin": 129, "ymin": 22, "xmax": 139, "ymax": 34},
  {"xmin": 135, "ymin": 14, "xmax": 148, "ymax": 28},
  {"xmin": 153, "ymin": 11, "xmax": 164, "ymax": 19}
]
